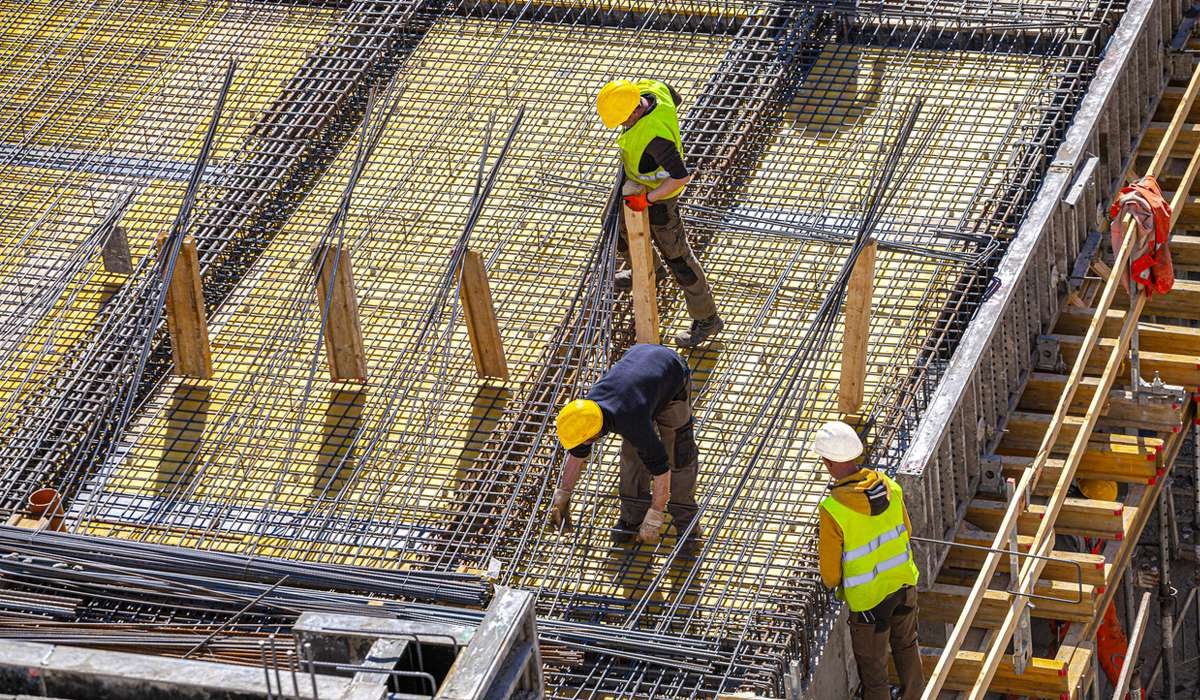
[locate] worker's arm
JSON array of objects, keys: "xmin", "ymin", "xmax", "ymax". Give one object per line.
[
  {"xmin": 818, "ymin": 505, "xmax": 844, "ymax": 589},
  {"xmin": 648, "ymin": 173, "xmax": 693, "ymax": 203},
  {"xmin": 549, "ymin": 453, "xmax": 587, "ymax": 530},
  {"xmin": 650, "ymin": 471, "xmax": 670, "ymax": 511}
]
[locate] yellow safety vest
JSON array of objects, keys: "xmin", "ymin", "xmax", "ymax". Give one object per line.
[
  {"xmin": 615, "ymin": 80, "xmax": 685, "ymax": 200},
  {"xmin": 820, "ymin": 474, "xmax": 919, "ymax": 612}
]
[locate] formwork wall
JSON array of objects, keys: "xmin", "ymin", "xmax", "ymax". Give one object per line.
[{"xmin": 0, "ymin": 0, "xmax": 1135, "ymax": 696}]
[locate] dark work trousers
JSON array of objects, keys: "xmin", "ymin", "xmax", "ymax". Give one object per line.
[
  {"xmin": 848, "ymin": 585, "xmax": 923, "ymax": 700},
  {"xmin": 617, "ymin": 197, "xmax": 718, "ymax": 321},
  {"xmin": 616, "ymin": 393, "xmax": 700, "ymax": 535}
]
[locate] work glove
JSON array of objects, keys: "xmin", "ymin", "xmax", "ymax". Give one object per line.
[
  {"xmin": 638, "ymin": 508, "xmax": 665, "ymax": 545},
  {"xmin": 623, "ymin": 192, "xmax": 651, "ymax": 212},
  {"xmin": 549, "ymin": 488, "xmax": 573, "ymax": 532}
]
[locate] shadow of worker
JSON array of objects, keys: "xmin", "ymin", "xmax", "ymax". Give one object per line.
[
  {"xmin": 312, "ymin": 388, "xmax": 367, "ymax": 503},
  {"xmin": 156, "ymin": 383, "xmax": 210, "ymax": 496}
]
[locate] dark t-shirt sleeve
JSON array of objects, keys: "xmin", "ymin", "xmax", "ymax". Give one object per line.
[
  {"xmin": 644, "ymin": 137, "xmax": 689, "ymax": 179},
  {"xmin": 568, "ymin": 443, "xmax": 592, "ymax": 459}
]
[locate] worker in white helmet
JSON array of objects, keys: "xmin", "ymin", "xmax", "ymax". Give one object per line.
[
  {"xmin": 813, "ymin": 421, "xmax": 923, "ymax": 700},
  {"xmin": 594, "ymin": 78, "xmax": 722, "ymax": 348}
]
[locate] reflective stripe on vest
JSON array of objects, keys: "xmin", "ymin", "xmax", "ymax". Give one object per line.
[
  {"xmin": 843, "ymin": 549, "xmax": 914, "ymax": 589},
  {"xmin": 820, "ymin": 472, "xmax": 920, "ymax": 612},
  {"xmin": 842, "ymin": 522, "xmax": 906, "ymax": 564},
  {"xmin": 615, "ymin": 80, "xmax": 685, "ymax": 200}
]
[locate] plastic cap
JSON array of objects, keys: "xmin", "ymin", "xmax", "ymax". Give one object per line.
[
  {"xmin": 556, "ymin": 399, "xmax": 603, "ymax": 449},
  {"xmin": 811, "ymin": 421, "xmax": 864, "ymax": 462},
  {"xmin": 596, "ymin": 80, "xmax": 640, "ymax": 129}
]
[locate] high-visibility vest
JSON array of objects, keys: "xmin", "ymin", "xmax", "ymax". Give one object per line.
[
  {"xmin": 821, "ymin": 474, "xmax": 919, "ymax": 612},
  {"xmin": 616, "ymin": 80, "xmax": 685, "ymax": 200}
]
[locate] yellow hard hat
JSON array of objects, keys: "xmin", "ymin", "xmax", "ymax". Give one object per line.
[
  {"xmin": 1077, "ymin": 478, "xmax": 1118, "ymax": 502},
  {"xmin": 596, "ymin": 80, "xmax": 640, "ymax": 129},
  {"xmin": 556, "ymin": 399, "xmax": 603, "ymax": 449}
]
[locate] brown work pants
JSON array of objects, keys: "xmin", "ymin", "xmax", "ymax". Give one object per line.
[
  {"xmin": 617, "ymin": 197, "xmax": 718, "ymax": 321},
  {"xmin": 617, "ymin": 397, "xmax": 700, "ymax": 534},
  {"xmin": 848, "ymin": 585, "xmax": 923, "ymax": 700}
]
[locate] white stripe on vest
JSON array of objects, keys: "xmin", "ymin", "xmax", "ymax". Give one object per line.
[
  {"xmin": 843, "ymin": 549, "xmax": 913, "ymax": 589},
  {"xmin": 841, "ymin": 522, "xmax": 907, "ymax": 564}
]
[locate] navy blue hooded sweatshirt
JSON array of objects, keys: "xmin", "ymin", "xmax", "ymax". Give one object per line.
[{"xmin": 568, "ymin": 344, "xmax": 690, "ymax": 475}]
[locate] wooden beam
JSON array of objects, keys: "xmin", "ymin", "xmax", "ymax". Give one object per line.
[
  {"xmin": 158, "ymin": 234, "xmax": 212, "ymax": 379},
  {"xmin": 921, "ymin": 581, "xmax": 1095, "ymax": 626},
  {"xmin": 622, "ymin": 206, "xmax": 660, "ymax": 344},
  {"xmin": 459, "ymin": 249, "xmax": 509, "ymax": 380},
  {"xmin": 910, "ymin": 648, "xmax": 1072, "ymax": 698},
  {"xmin": 1170, "ymin": 234, "xmax": 1200, "ymax": 268},
  {"xmin": 947, "ymin": 528, "xmax": 1107, "ymax": 588},
  {"xmin": 839, "ymin": 239, "xmax": 877, "ymax": 414},
  {"xmin": 998, "ymin": 414, "xmax": 1162, "ymax": 463},
  {"xmin": 1055, "ymin": 307, "xmax": 1200, "ymax": 355},
  {"xmin": 1019, "ymin": 373, "xmax": 1184, "ymax": 433},
  {"xmin": 966, "ymin": 497, "xmax": 1125, "ymax": 539},
  {"xmin": 313, "ymin": 244, "xmax": 367, "ymax": 383},
  {"xmin": 997, "ymin": 454, "xmax": 1157, "ymax": 490},
  {"xmin": 1053, "ymin": 334, "xmax": 1200, "ymax": 389},
  {"xmin": 1115, "ymin": 278, "xmax": 1200, "ymax": 320}
]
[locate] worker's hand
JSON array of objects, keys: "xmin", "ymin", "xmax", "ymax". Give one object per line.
[
  {"xmin": 638, "ymin": 508, "xmax": 665, "ymax": 545},
  {"xmin": 549, "ymin": 487, "xmax": 573, "ymax": 532},
  {"xmin": 623, "ymin": 192, "xmax": 651, "ymax": 212}
]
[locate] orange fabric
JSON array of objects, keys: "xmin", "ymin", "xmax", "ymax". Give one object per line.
[
  {"xmin": 1097, "ymin": 599, "xmax": 1129, "ymax": 688},
  {"xmin": 1109, "ymin": 175, "xmax": 1175, "ymax": 297}
]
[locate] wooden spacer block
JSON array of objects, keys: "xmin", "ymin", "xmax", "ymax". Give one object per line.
[
  {"xmin": 622, "ymin": 205, "xmax": 660, "ymax": 344},
  {"xmin": 313, "ymin": 244, "xmax": 368, "ymax": 383},
  {"xmin": 459, "ymin": 249, "xmax": 509, "ymax": 380},
  {"xmin": 839, "ymin": 239, "xmax": 877, "ymax": 414},
  {"xmin": 158, "ymin": 234, "xmax": 213, "ymax": 379}
]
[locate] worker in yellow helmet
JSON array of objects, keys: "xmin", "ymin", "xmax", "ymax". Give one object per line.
[
  {"xmin": 595, "ymin": 79, "xmax": 722, "ymax": 348},
  {"xmin": 551, "ymin": 343, "xmax": 700, "ymax": 550},
  {"xmin": 813, "ymin": 421, "xmax": 923, "ymax": 700}
]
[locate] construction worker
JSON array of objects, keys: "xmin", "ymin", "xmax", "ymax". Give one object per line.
[
  {"xmin": 550, "ymin": 343, "xmax": 700, "ymax": 548},
  {"xmin": 814, "ymin": 421, "xmax": 923, "ymax": 700},
  {"xmin": 595, "ymin": 78, "xmax": 722, "ymax": 348}
]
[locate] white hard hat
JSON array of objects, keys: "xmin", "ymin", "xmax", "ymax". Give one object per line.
[{"xmin": 811, "ymin": 421, "xmax": 864, "ymax": 462}]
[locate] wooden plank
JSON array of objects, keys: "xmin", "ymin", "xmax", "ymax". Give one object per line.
[
  {"xmin": 622, "ymin": 205, "xmax": 660, "ymax": 344},
  {"xmin": 158, "ymin": 234, "xmax": 212, "ymax": 379},
  {"xmin": 1053, "ymin": 334, "xmax": 1200, "ymax": 389},
  {"xmin": 1054, "ymin": 307, "xmax": 1200, "ymax": 355},
  {"xmin": 1170, "ymin": 234, "xmax": 1200, "ymax": 268},
  {"xmin": 839, "ymin": 239, "xmax": 876, "ymax": 414},
  {"xmin": 1113, "ymin": 278, "xmax": 1200, "ymax": 320},
  {"xmin": 313, "ymin": 243, "xmax": 367, "ymax": 383},
  {"xmin": 966, "ymin": 497, "xmax": 1125, "ymax": 539},
  {"xmin": 459, "ymin": 249, "xmax": 509, "ymax": 380},
  {"xmin": 910, "ymin": 648, "xmax": 1071, "ymax": 698},
  {"xmin": 1019, "ymin": 373, "xmax": 1184, "ymax": 433},
  {"xmin": 997, "ymin": 454, "xmax": 1156, "ymax": 490},
  {"xmin": 998, "ymin": 413, "xmax": 1163, "ymax": 459},
  {"xmin": 948, "ymin": 528, "xmax": 1107, "ymax": 588},
  {"xmin": 922, "ymin": 581, "xmax": 1095, "ymax": 626}
]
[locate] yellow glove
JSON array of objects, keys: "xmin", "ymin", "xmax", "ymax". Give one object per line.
[
  {"xmin": 549, "ymin": 488, "xmax": 573, "ymax": 532},
  {"xmin": 638, "ymin": 508, "xmax": 665, "ymax": 544}
]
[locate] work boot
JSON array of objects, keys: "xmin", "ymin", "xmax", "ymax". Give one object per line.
[
  {"xmin": 614, "ymin": 267, "xmax": 668, "ymax": 291},
  {"xmin": 674, "ymin": 314, "xmax": 723, "ymax": 348},
  {"xmin": 610, "ymin": 519, "xmax": 638, "ymax": 544}
]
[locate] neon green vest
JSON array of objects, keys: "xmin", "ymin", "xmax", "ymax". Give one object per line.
[
  {"xmin": 820, "ymin": 474, "xmax": 919, "ymax": 612},
  {"xmin": 615, "ymin": 80, "xmax": 685, "ymax": 200}
]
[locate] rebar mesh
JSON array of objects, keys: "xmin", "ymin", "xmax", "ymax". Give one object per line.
[{"xmin": 0, "ymin": 0, "xmax": 1127, "ymax": 696}]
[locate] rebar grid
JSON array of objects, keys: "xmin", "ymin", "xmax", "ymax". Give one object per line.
[{"xmin": 0, "ymin": 0, "xmax": 1128, "ymax": 696}]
